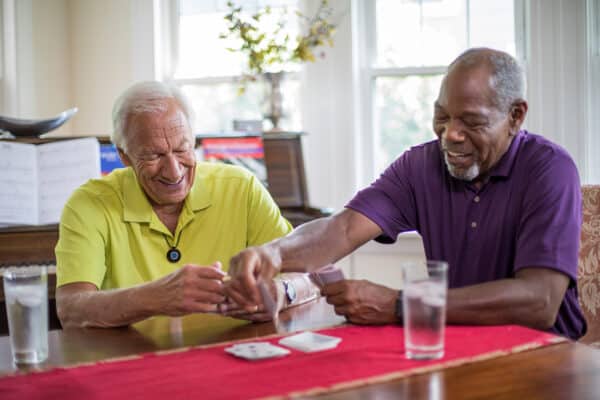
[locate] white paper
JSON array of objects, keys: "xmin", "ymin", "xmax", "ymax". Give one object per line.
[
  {"xmin": 37, "ymin": 138, "xmax": 100, "ymax": 225},
  {"xmin": 0, "ymin": 142, "xmax": 38, "ymax": 225},
  {"xmin": 0, "ymin": 138, "xmax": 100, "ymax": 225}
]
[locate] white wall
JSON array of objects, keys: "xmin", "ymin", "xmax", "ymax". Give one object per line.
[
  {"xmin": 67, "ymin": 0, "xmax": 135, "ymax": 136},
  {"xmin": 31, "ymin": 0, "xmax": 72, "ymax": 135},
  {"xmin": 6, "ymin": 0, "xmax": 145, "ymax": 136}
]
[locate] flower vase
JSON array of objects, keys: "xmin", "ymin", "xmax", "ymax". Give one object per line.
[{"xmin": 262, "ymin": 71, "xmax": 285, "ymax": 131}]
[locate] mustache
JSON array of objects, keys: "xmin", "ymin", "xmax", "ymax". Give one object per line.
[{"xmin": 440, "ymin": 141, "xmax": 474, "ymax": 154}]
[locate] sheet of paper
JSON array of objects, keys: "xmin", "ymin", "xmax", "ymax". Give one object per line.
[
  {"xmin": 0, "ymin": 141, "xmax": 38, "ymax": 225},
  {"xmin": 37, "ymin": 138, "xmax": 100, "ymax": 224}
]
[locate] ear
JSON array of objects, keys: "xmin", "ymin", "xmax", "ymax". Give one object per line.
[
  {"xmin": 117, "ymin": 148, "xmax": 132, "ymax": 167},
  {"xmin": 508, "ymin": 100, "xmax": 528, "ymax": 135}
]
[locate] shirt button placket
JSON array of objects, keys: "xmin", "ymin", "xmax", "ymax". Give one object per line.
[{"xmin": 468, "ymin": 194, "xmax": 481, "ymax": 238}]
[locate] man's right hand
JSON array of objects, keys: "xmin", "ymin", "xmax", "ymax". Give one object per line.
[
  {"xmin": 151, "ymin": 262, "xmax": 227, "ymax": 316},
  {"xmin": 226, "ymin": 245, "xmax": 282, "ymax": 312}
]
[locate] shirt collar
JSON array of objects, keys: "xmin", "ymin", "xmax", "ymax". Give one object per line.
[
  {"xmin": 123, "ymin": 169, "xmax": 153, "ymax": 223},
  {"xmin": 123, "ymin": 165, "xmax": 212, "ymax": 225},
  {"xmin": 488, "ymin": 130, "xmax": 525, "ymax": 179}
]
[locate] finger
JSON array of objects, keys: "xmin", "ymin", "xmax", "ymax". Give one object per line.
[
  {"xmin": 324, "ymin": 292, "xmax": 349, "ymax": 307},
  {"xmin": 218, "ymin": 299, "xmax": 243, "ymax": 313},
  {"xmin": 188, "ymin": 290, "xmax": 226, "ymax": 305},
  {"xmin": 189, "ymin": 278, "xmax": 226, "ymax": 296},
  {"xmin": 230, "ymin": 252, "xmax": 261, "ymax": 305},
  {"xmin": 191, "ymin": 265, "xmax": 227, "ymax": 280},
  {"xmin": 188, "ymin": 302, "xmax": 220, "ymax": 313},
  {"xmin": 333, "ymin": 304, "xmax": 351, "ymax": 317},
  {"xmin": 225, "ymin": 278, "xmax": 256, "ymax": 310},
  {"xmin": 320, "ymin": 280, "xmax": 348, "ymax": 297}
]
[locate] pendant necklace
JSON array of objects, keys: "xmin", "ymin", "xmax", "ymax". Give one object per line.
[{"xmin": 164, "ymin": 229, "xmax": 183, "ymax": 263}]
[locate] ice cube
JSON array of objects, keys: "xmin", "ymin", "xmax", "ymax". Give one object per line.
[{"xmin": 13, "ymin": 286, "xmax": 44, "ymax": 307}]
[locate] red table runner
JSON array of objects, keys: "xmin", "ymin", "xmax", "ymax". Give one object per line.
[{"xmin": 0, "ymin": 325, "xmax": 564, "ymax": 400}]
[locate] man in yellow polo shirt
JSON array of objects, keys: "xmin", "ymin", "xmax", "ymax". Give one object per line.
[{"xmin": 55, "ymin": 81, "xmax": 317, "ymax": 327}]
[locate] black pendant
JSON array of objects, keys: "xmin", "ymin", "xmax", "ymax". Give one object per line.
[{"xmin": 166, "ymin": 247, "xmax": 181, "ymax": 263}]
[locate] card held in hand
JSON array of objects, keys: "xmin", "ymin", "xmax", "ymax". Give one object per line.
[
  {"xmin": 309, "ymin": 264, "xmax": 345, "ymax": 287},
  {"xmin": 258, "ymin": 279, "xmax": 278, "ymax": 319}
]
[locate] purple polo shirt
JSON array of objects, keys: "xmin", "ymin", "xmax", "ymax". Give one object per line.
[{"xmin": 347, "ymin": 130, "xmax": 586, "ymax": 340}]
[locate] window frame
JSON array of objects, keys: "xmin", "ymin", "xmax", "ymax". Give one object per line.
[{"xmin": 354, "ymin": 0, "xmax": 525, "ymax": 186}]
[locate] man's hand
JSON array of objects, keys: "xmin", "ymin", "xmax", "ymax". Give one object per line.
[
  {"xmin": 221, "ymin": 278, "xmax": 285, "ymax": 321},
  {"xmin": 322, "ymin": 280, "xmax": 399, "ymax": 324},
  {"xmin": 151, "ymin": 262, "xmax": 227, "ymax": 316},
  {"xmin": 227, "ymin": 245, "xmax": 282, "ymax": 312}
]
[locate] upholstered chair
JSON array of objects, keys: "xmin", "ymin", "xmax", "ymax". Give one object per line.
[{"xmin": 577, "ymin": 185, "xmax": 600, "ymax": 346}]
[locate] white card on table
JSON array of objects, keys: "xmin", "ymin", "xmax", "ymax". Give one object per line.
[
  {"xmin": 225, "ymin": 342, "xmax": 290, "ymax": 361},
  {"xmin": 278, "ymin": 331, "xmax": 342, "ymax": 353}
]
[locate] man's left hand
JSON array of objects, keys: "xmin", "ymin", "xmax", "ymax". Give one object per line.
[{"xmin": 321, "ymin": 280, "xmax": 398, "ymax": 324}]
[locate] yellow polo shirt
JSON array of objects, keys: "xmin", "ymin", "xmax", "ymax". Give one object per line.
[{"xmin": 55, "ymin": 163, "xmax": 292, "ymax": 290}]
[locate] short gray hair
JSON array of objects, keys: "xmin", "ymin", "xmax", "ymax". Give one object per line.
[
  {"xmin": 111, "ymin": 81, "xmax": 195, "ymax": 152},
  {"xmin": 449, "ymin": 47, "xmax": 526, "ymax": 112}
]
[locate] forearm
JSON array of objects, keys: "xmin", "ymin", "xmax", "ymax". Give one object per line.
[
  {"xmin": 57, "ymin": 282, "xmax": 160, "ymax": 328},
  {"xmin": 447, "ymin": 278, "xmax": 558, "ymax": 330},
  {"xmin": 274, "ymin": 210, "xmax": 381, "ymax": 273}
]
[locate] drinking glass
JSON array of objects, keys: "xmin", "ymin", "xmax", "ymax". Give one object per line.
[
  {"xmin": 401, "ymin": 260, "xmax": 448, "ymax": 360},
  {"xmin": 3, "ymin": 266, "xmax": 49, "ymax": 364}
]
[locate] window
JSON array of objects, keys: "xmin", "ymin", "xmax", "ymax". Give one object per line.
[
  {"xmin": 364, "ymin": 0, "xmax": 517, "ymax": 175},
  {"xmin": 172, "ymin": 0, "xmax": 302, "ymax": 133}
]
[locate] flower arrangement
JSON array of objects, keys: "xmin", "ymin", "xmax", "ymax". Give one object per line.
[{"xmin": 220, "ymin": 0, "xmax": 337, "ymax": 78}]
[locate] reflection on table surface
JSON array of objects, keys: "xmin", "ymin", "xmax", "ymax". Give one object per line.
[{"xmin": 0, "ymin": 297, "xmax": 345, "ymax": 374}]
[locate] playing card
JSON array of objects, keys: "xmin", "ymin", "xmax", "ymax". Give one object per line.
[
  {"xmin": 279, "ymin": 331, "xmax": 342, "ymax": 352},
  {"xmin": 225, "ymin": 342, "xmax": 290, "ymax": 360},
  {"xmin": 309, "ymin": 264, "xmax": 345, "ymax": 287},
  {"xmin": 258, "ymin": 279, "xmax": 278, "ymax": 319}
]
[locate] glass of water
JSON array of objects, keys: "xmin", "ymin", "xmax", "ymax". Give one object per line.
[
  {"xmin": 3, "ymin": 266, "xmax": 49, "ymax": 364},
  {"xmin": 401, "ymin": 260, "xmax": 448, "ymax": 360}
]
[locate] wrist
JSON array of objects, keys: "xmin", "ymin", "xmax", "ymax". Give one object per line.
[{"xmin": 281, "ymin": 278, "xmax": 297, "ymax": 307}]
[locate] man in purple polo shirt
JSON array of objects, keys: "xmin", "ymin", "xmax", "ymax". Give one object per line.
[{"xmin": 226, "ymin": 48, "xmax": 586, "ymax": 340}]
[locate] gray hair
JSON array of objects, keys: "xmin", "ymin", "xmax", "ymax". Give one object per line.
[
  {"xmin": 448, "ymin": 47, "xmax": 526, "ymax": 112},
  {"xmin": 111, "ymin": 81, "xmax": 195, "ymax": 152}
]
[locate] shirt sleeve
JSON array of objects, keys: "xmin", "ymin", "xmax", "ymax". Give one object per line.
[
  {"xmin": 345, "ymin": 150, "xmax": 419, "ymax": 243},
  {"xmin": 513, "ymin": 148, "xmax": 582, "ymax": 285},
  {"xmin": 55, "ymin": 187, "xmax": 108, "ymax": 289},
  {"xmin": 246, "ymin": 174, "xmax": 293, "ymax": 246}
]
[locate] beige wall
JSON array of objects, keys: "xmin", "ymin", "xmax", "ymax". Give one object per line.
[
  {"xmin": 22, "ymin": 0, "xmax": 139, "ymax": 136},
  {"xmin": 67, "ymin": 0, "xmax": 135, "ymax": 136},
  {"xmin": 31, "ymin": 0, "xmax": 72, "ymax": 135}
]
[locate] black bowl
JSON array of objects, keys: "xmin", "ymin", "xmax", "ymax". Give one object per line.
[{"xmin": 0, "ymin": 107, "xmax": 78, "ymax": 137}]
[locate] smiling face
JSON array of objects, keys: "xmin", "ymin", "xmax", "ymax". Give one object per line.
[
  {"xmin": 433, "ymin": 64, "xmax": 515, "ymax": 182},
  {"xmin": 119, "ymin": 99, "xmax": 196, "ymax": 209}
]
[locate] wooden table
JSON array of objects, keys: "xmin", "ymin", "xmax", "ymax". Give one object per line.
[{"xmin": 1, "ymin": 298, "xmax": 600, "ymax": 399}]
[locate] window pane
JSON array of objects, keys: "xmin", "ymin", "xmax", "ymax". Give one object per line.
[
  {"xmin": 177, "ymin": 0, "xmax": 301, "ymax": 79},
  {"xmin": 181, "ymin": 78, "xmax": 301, "ymax": 132},
  {"xmin": 376, "ymin": 0, "xmax": 467, "ymax": 67},
  {"xmin": 468, "ymin": 1, "xmax": 516, "ymax": 54},
  {"xmin": 376, "ymin": 0, "xmax": 515, "ymax": 68},
  {"xmin": 374, "ymin": 75, "xmax": 443, "ymax": 172},
  {"xmin": 177, "ymin": 11, "xmax": 244, "ymax": 78}
]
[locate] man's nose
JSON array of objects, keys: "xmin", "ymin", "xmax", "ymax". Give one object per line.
[
  {"xmin": 443, "ymin": 119, "xmax": 465, "ymax": 143},
  {"xmin": 161, "ymin": 153, "xmax": 184, "ymax": 181}
]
